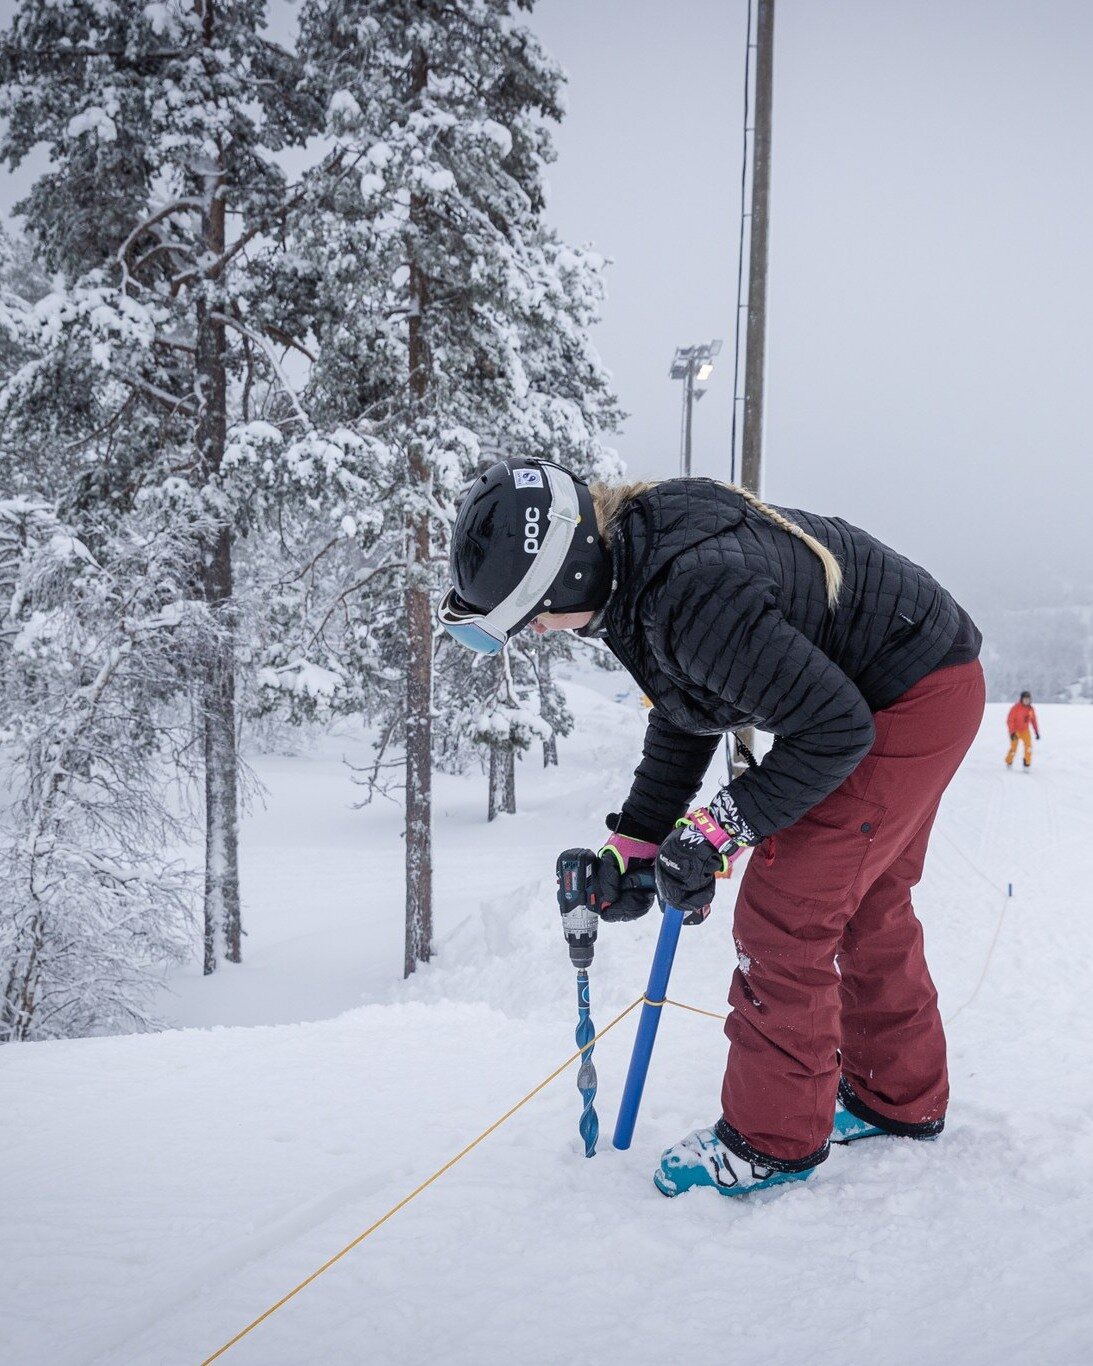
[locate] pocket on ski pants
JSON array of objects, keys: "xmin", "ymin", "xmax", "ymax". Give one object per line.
[{"xmin": 758, "ymin": 789, "xmax": 887, "ymax": 906}]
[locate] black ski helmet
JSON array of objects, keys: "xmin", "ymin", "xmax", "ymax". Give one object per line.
[{"xmin": 438, "ymin": 457, "xmax": 612, "ymax": 652}]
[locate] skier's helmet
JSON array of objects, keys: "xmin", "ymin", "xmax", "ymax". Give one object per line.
[
  {"xmin": 1020, "ymin": 690, "xmax": 1032, "ymax": 703},
  {"xmin": 437, "ymin": 457, "xmax": 612, "ymax": 654}
]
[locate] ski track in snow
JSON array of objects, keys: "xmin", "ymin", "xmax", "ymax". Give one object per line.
[{"xmin": 2, "ymin": 681, "xmax": 1092, "ymax": 1366}]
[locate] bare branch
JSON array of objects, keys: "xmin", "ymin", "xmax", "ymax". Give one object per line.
[
  {"xmin": 116, "ymin": 200, "xmax": 202, "ymax": 291},
  {"xmin": 131, "ymin": 240, "xmax": 197, "ymax": 279},
  {"xmin": 265, "ymin": 323, "xmax": 317, "ymax": 363},
  {"xmin": 283, "ymin": 535, "xmax": 341, "ymax": 586},
  {"xmin": 152, "ymin": 335, "xmax": 197, "ymax": 357},
  {"xmin": 122, "ymin": 374, "xmax": 197, "ymax": 418},
  {"xmin": 210, "ymin": 310, "xmax": 309, "ymax": 428},
  {"xmin": 171, "ymin": 148, "xmax": 351, "ymax": 292},
  {"xmin": 306, "ymin": 560, "xmax": 405, "ymax": 650}
]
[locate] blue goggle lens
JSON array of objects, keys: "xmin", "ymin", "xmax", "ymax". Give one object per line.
[
  {"xmin": 442, "ymin": 618, "xmax": 507, "ymax": 654},
  {"xmin": 437, "ymin": 589, "xmax": 511, "ymax": 653}
]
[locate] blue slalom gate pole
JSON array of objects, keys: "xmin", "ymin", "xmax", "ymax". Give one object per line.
[{"xmin": 612, "ymin": 904, "xmax": 685, "ymax": 1150}]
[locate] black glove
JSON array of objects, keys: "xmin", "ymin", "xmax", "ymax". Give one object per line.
[
  {"xmin": 1010, "ymin": 732, "xmax": 1017, "ymax": 741},
  {"xmin": 654, "ymin": 796, "xmax": 759, "ymax": 926},
  {"xmin": 596, "ymin": 832, "xmax": 658, "ymax": 922},
  {"xmin": 654, "ymin": 823, "xmax": 725, "ymax": 925}
]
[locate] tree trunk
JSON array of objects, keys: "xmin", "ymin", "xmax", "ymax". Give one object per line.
[
  {"xmin": 403, "ymin": 43, "xmax": 433, "ymax": 977},
  {"xmin": 194, "ymin": 35, "xmax": 240, "ymax": 972},
  {"xmin": 539, "ymin": 645, "xmax": 558, "ymax": 767},
  {"xmin": 488, "ymin": 743, "xmax": 516, "ymax": 821},
  {"xmin": 542, "ymin": 731, "xmax": 558, "ymax": 768},
  {"xmin": 403, "ymin": 480, "xmax": 433, "ymax": 973},
  {"xmin": 202, "ymin": 527, "xmax": 241, "ymax": 970}
]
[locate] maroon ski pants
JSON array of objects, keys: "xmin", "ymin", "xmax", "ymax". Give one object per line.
[{"xmin": 722, "ymin": 659, "xmax": 985, "ymax": 1162}]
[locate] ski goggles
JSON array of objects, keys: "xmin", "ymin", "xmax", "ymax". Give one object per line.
[
  {"xmin": 437, "ymin": 463, "xmax": 580, "ymax": 654},
  {"xmin": 435, "ymin": 590, "xmax": 511, "ymax": 654}
]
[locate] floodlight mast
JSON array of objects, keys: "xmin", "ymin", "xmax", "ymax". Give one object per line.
[
  {"xmin": 669, "ymin": 339, "xmax": 723, "ymax": 476},
  {"xmin": 681, "ymin": 352, "xmax": 695, "ymax": 476},
  {"xmin": 730, "ymin": 0, "xmax": 775, "ymax": 780},
  {"xmin": 742, "ymin": 0, "xmax": 774, "ymax": 495}
]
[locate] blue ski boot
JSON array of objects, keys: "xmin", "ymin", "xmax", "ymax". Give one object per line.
[
  {"xmin": 654, "ymin": 1122, "xmax": 817, "ymax": 1198},
  {"xmin": 832, "ymin": 1080, "xmax": 944, "ymax": 1144},
  {"xmin": 830, "ymin": 1101, "xmax": 886, "ymax": 1144}
]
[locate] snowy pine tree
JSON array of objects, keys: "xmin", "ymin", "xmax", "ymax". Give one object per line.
[
  {"xmin": 294, "ymin": 0, "xmax": 620, "ymax": 959},
  {"xmin": 1, "ymin": 0, "xmax": 621, "ymax": 999},
  {"xmin": 532, "ymin": 635, "xmax": 572, "ymax": 767},
  {"xmin": 433, "ymin": 640, "xmax": 550, "ymax": 820},
  {"xmin": 0, "ymin": 227, "xmax": 46, "ymax": 380},
  {"xmin": 0, "ymin": 0, "xmax": 326, "ymax": 973},
  {"xmin": 0, "ymin": 499, "xmax": 206, "ymax": 1040}
]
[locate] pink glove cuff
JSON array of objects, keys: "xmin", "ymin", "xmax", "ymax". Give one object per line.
[{"xmin": 602, "ymin": 831, "xmax": 659, "ymax": 869}]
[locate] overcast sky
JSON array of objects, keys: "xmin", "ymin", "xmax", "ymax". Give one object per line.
[
  {"xmin": 533, "ymin": 0, "xmax": 1093, "ymax": 617},
  {"xmin": 2, "ymin": 0, "xmax": 1090, "ymax": 618}
]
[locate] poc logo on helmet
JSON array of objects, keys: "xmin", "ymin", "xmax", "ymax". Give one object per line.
[{"xmin": 524, "ymin": 506, "xmax": 541, "ymax": 555}]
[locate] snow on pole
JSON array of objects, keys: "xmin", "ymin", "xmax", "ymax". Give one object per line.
[{"xmin": 612, "ymin": 905, "xmax": 685, "ymax": 1150}]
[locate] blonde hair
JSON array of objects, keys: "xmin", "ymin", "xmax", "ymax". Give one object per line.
[{"xmin": 589, "ymin": 479, "xmax": 843, "ymax": 609}]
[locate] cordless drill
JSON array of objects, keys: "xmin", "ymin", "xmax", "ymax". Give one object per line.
[{"xmin": 556, "ymin": 847, "xmax": 601, "ymax": 968}]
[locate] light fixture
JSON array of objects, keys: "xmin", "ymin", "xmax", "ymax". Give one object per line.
[{"xmin": 668, "ymin": 339, "xmax": 723, "ymax": 475}]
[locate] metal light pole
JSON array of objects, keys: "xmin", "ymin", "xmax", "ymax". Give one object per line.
[
  {"xmin": 741, "ymin": 0, "xmax": 775, "ymax": 496},
  {"xmin": 727, "ymin": 0, "xmax": 776, "ymax": 779},
  {"xmin": 669, "ymin": 340, "xmax": 723, "ymax": 477},
  {"xmin": 681, "ymin": 361, "xmax": 694, "ymax": 476}
]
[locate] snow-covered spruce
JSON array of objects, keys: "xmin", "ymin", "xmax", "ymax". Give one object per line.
[
  {"xmin": 0, "ymin": 0, "xmax": 332, "ymax": 977},
  {"xmin": 287, "ymin": 0, "xmax": 621, "ymax": 964},
  {"xmin": 0, "ymin": 0, "xmax": 624, "ymax": 1006},
  {"xmin": 0, "ymin": 501, "xmax": 206, "ymax": 1041}
]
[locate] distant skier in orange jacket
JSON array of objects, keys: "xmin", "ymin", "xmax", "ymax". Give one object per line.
[{"xmin": 1005, "ymin": 691, "xmax": 1040, "ymax": 768}]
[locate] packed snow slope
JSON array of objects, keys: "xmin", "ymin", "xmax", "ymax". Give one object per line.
[{"xmin": 3, "ymin": 675, "xmax": 1093, "ymax": 1366}]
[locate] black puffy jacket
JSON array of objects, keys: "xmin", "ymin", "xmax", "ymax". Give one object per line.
[{"xmin": 599, "ymin": 480, "xmax": 979, "ymax": 841}]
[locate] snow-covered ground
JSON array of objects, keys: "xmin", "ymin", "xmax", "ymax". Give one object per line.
[{"xmin": 3, "ymin": 675, "xmax": 1092, "ymax": 1366}]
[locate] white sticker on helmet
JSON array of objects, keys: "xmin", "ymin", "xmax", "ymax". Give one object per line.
[
  {"xmin": 523, "ymin": 506, "xmax": 541, "ymax": 554},
  {"xmin": 513, "ymin": 468, "xmax": 544, "ymax": 488}
]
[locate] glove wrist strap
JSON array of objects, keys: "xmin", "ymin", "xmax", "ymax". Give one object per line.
[
  {"xmin": 681, "ymin": 806, "xmax": 758, "ymax": 873},
  {"xmin": 687, "ymin": 806, "xmax": 738, "ymax": 853}
]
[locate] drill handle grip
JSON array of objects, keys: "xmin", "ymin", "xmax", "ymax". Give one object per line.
[
  {"xmin": 556, "ymin": 848, "xmax": 601, "ymax": 968},
  {"xmin": 556, "ymin": 848, "xmax": 601, "ymax": 912}
]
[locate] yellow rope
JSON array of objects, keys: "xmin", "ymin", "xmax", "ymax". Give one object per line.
[
  {"xmin": 195, "ymin": 842, "xmax": 1007, "ymax": 1363},
  {"xmin": 198, "ymin": 994, "xmax": 645, "ymax": 1366},
  {"xmin": 663, "ymin": 997, "xmax": 727, "ymax": 1021},
  {"xmin": 195, "ymin": 940, "xmax": 1006, "ymax": 1362}
]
